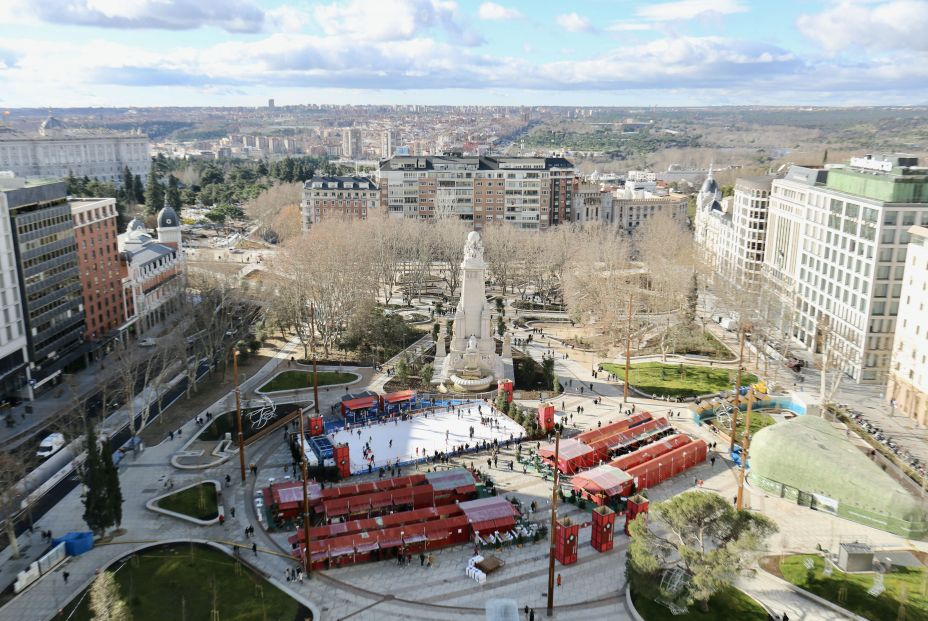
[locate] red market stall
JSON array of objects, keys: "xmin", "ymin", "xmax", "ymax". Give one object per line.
[
  {"xmin": 538, "ymin": 438, "xmax": 596, "ymax": 474},
  {"xmin": 340, "ymin": 395, "xmax": 380, "ymax": 424},
  {"xmin": 570, "ymin": 464, "xmax": 633, "ymax": 505},
  {"xmin": 585, "ymin": 417, "xmax": 671, "ymax": 459},
  {"xmin": 460, "ymin": 496, "xmax": 520, "ymax": 538},
  {"xmin": 269, "ymin": 480, "xmax": 322, "ymax": 520},
  {"xmin": 576, "ymin": 412, "xmax": 652, "ymax": 445},
  {"xmin": 380, "ymin": 390, "xmax": 417, "ymax": 415},
  {"xmin": 608, "ymin": 433, "xmax": 692, "ymax": 472},
  {"xmin": 625, "ymin": 439, "xmax": 708, "ymax": 491}
]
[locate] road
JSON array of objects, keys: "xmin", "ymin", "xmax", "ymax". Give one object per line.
[{"xmin": 4, "ymin": 360, "xmax": 211, "ymax": 544}]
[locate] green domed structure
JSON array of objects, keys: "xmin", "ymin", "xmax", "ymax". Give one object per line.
[{"xmin": 749, "ymin": 416, "xmax": 928, "ymax": 539}]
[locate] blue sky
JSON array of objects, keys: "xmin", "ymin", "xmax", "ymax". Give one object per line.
[{"xmin": 1, "ymin": 0, "xmax": 927, "ymax": 107}]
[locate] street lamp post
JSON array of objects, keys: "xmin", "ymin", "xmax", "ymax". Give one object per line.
[
  {"xmin": 234, "ymin": 350, "xmax": 246, "ymax": 482},
  {"xmin": 299, "ymin": 411, "xmax": 312, "ymax": 578},
  {"xmin": 736, "ymin": 388, "xmax": 754, "ymax": 510},
  {"xmin": 546, "ymin": 430, "xmax": 561, "ymax": 617}
]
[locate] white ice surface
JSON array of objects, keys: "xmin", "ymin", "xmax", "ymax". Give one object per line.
[{"xmin": 329, "ymin": 404, "xmax": 525, "ymax": 472}]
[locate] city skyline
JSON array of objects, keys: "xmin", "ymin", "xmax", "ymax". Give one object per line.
[{"xmin": 1, "ymin": 0, "xmax": 927, "ymax": 108}]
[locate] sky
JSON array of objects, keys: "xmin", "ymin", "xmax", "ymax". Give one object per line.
[{"xmin": 1, "ymin": 0, "xmax": 927, "ymax": 108}]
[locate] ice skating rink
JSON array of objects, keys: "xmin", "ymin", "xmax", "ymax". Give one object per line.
[{"xmin": 330, "ymin": 403, "xmax": 526, "ymax": 472}]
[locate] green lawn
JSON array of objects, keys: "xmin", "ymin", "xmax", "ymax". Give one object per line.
[
  {"xmin": 63, "ymin": 544, "xmax": 304, "ymax": 621},
  {"xmin": 631, "ymin": 583, "xmax": 768, "ymax": 621},
  {"xmin": 600, "ymin": 362, "xmax": 758, "ymax": 398},
  {"xmin": 735, "ymin": 411, "xmax": 776, "ymax": 439},
  {"xmin": 259, "ymin": 370, "xmax": 356, "ymax": 392},
  {"xmin": 780, "ymin": 554, "xmax": 928, "ymax": 621},
  {"xmin": 156, "ymin": 483, "xmax": 218, "ymax": 521}
]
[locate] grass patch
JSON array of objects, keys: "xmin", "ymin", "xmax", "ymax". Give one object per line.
[
  {"xmin": 640, "ymin": 329, "xmax": 734, "ymax": 360},
  {"xmin": 259, "ymin": 370, "xmax": 356, "ymax": 392},
  {"xmin": 600, "ymin": 362, "xmax": 758, "ymax": 398},
  {"xmin": 156, "ymin": 483, "xmax": 218, "ymax": 521},
  {"xmin": 779, "ymin": 554, "xmax": 928, "ymax": 621},
  {"xmin": 735, "ymin": 411, "xmax": 776, "ymax": 439},
  {"xmin": 63, "ymin": 544, "xmax": 304, "ymax": 621},
  {"xmin": 630, "ymin": 572, "xmax": 768, "ymax": 621}
]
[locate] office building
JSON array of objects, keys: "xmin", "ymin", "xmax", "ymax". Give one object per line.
[
  {"xmin": 119, "ymin": 208, "xmax": 184, "ymax": 334},
  {"xmin": 887, "ymin": 225, "xmax": 928, "ymax": 425},
  {"xmin": 376, "ymin": 155, "xmax": 574, "ymax": 230},
  {"xmin": 70, "ymin": 197, "xmax": 127, "ymax": 344},
  {"xmin": 3, "ymin": 179, "xmax": 85, "ymax": 388},
  {"xmin": 694, "ymin": 172, "xmax": 775, "ymax": 288},
  {"xmin": 0, "ymin": 118, "xmax": 150, "ymax": 187},
  {"xmin": 762, "ymin": 154, "xmax": 928, "ymax": 383},
  {"xmin": 0, "ymin": 175, "xmax": 32, "ymax": 398},
  {"xmin": 301, "ymin": 176, "xmax": 379, "ymax": 230}
]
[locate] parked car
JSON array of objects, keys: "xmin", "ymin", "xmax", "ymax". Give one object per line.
[
  {"xmin": 138, "ymin": 337, "xmax": 158, "ymax": 347},
  {"xmin": 36, "ymin": 432, "xmax": 66, "ymax": 459}
]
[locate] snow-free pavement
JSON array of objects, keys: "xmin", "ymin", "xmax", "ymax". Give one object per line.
[{"xmin": 330, "ymin": 404, "xmax": 526, "ymax": 472}]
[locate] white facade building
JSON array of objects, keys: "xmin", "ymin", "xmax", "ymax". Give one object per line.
[
  {"xmin": 0, "ymin": 118, "xmax": 150, "ymax": 187},
  {"xmin": 762, "ymin": 155, "xmax": 928, "ymax": 384},
  {"xmin": 0, "ymin": 174, "xmax": 31, "ymax": 397},
  {"xmin": 887, "ymin": 225, "xmax": 928, "ymax": 425}
]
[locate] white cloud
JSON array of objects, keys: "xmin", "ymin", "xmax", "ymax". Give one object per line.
[
  {"xmin": 637, "ymin": 0, "xmax": 747, "ymax": 21},
  {"xmin": 606, "ymin": 22, "xmax": 652, "ymax": 32},
  {"xmin": 556, "ymin": 12, "xmax": 595, "ymax": 33},
  {"xmin": 314, "ymin": 0, "xmax": 484, "ymax": 46},
  {"xmin": 797, "ymin": 0, "xmax": 928, "ymax": 53},
  {"xmin": 20, "ymin": 0, "xmax": 266, "ymax": 33},
  {"xmin": 478, "ymin": 2, "xmax": 522, "ymax": 21},
  {"xmin": 266, "ymin": 6, "xmax": 311, "ymax": 33}
]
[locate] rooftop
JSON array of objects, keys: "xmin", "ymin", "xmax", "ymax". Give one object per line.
[{"xmin": 379, "ymin": 154, "xmax": 573, "ymax": 172}]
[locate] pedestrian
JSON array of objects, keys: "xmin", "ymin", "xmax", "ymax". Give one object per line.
[
  {"xmin": 529, "ymin": 609, "xmax": 535, "ymax": 621},
  {"xmin": 245, "ymin": 526, "xmax": 250, "ymax": 538},
  {"xmin": 63, "ymin": 571, "xmax": 70, "ymax": 584},
  {"xmin": 420, "ymin": 553, "xmax": 425, "ymax": 566},
  {"xmin": 169, "ymin": 430, "xmax": 174, "ymax": 440},
  {"xmin": 219, "ymin": 513, "xmax": 225, "ymax": 525},
  {"xmin": 230, "ymin": 507, "xmax": 236, "ymax": 518},
  {"xmin": 782, "ymin": 613, "xmax": 789, "ymax": 621},
  {"xmin": 557, "ymin": 573, "xmax": 562, "ymax": 587},
  {"xmin": 711, "ymin": 456, "xmax": 716, "ymax": 467},
  {"xmin": 252, "ymin": 542, "xmax": 258, "ymax": 556},
  {"xmin": 225, "ymin": 474, "xmax": 231, "ymax": 487},
  {"xmin": 427, "ymin": 553, "xmax": 433, "ymax": 567}
]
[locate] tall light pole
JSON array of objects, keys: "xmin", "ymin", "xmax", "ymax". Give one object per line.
[
  {"xmin": 234, "ymin": 350, "xmax": 246, "ymax": 482},
  {"xmin": 624, "ymin": 293, "xmax": 633, "ymax": 402},
  {"xmin": 736, "ymin": 388, "xmax": 754, "ymax": 510},
  {"xmin": 310, "ymin": 303, "xmax": 320, "ymax": 414},
  {"xmin": 299, "ymin": 411, "xmax": 312, "ymax": 577},
  {"xmin": 729, "ymin": 330, "xmax": 746, "ymax": 452},
  {"xmin": 546, "ymin": 430, "xmax": 561, "ymax": 617}
]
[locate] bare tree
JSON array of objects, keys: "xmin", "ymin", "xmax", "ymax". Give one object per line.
[
  {"xmin": 184, "ymin": 272, "xmax": 244, "ymax": 387},
  {"xmin": 482, "ymin": 223, "xmax": 521, "ymax": 294},
  {"xmin": 430, "ymin": 218, "xmax": 469, "ymax": 299},
  {"xmin": 0, "ymin": 448, "xmax": 30, "ymax": 559}
]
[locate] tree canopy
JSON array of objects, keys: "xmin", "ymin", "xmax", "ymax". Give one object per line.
[{"xmin": 628, "ymin": 490, "xmax": 777, "ymax": 611}]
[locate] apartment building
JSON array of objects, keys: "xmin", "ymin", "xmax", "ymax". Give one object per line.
[
  {"xmin": 0, "ymin": 175, "xmax": 32, "ymax": 398},
  {"xmin": 119, "ymin": 208, "xmax": 184, "ymax": 334},
  {"xmin": 762, "ymin": 155, "xmax": 928, "ymax": 383},
  {"xmin": 887, "ymin": 225, "xmax": 928, "ymax": 425},
  {"xmin": 0, "ymin": 117, "xmax": 150, "ymax": 187},
  {"xmin": 70, "ymin": 197, "xmax": 126, "ymax": 343},
  {"xmin": 342, "ymin": 128, "xmax": 362, "ymax": 160},
  {"xmin": 376, "ymin": 155, "xmax": 574, "ymax": 230},
  {"xmin": 381, "ymin": 129, "xmax": 399, "ymax": 158},
  {"xmin": 301, "ymin": 176, "xmax": 379, "ymax": 230},
  {"xmin": 614, "ymin": 195, "xmax": 688, "ymax": 233},
  {"xmin": 3, "ymin": 179, "xmax": 85, "ymax": 387}
]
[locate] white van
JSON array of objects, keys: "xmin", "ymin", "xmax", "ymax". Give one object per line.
[{"xmin": 36, "ymin": 432, "xmax": 65, "ymax": 459}]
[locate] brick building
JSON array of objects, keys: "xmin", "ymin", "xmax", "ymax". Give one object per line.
[
  {"xmin": 300, "ymin": 176, "xmax": 379, "ymax": 230},
  {"xmin": 70, "ymin": 198, "xmax": 126, "ymax": 343}
]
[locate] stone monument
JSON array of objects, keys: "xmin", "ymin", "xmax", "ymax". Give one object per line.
[{"xmin": 434, "ymin": 231, "xmax": 508, "ymax": 391}]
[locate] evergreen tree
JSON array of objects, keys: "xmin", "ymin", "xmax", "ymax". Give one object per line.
[
  {"xmin": 82, "ymin": 422, "xmax": 113, "ymax": 536},
  {"xmin": 256, "ymin": 159, "xmax": 269, "ymax": 177},
  {"xmin": 166, "ymin": 174, "xmax": 182, "ymax": 211},
  {"xmin": 133, "ymin": 174, "xmax": 145, "ymax": 204},
  {"xmin": 65, "ymin": 169, "xmax": 78, "ymax": 195},
  {"xmin": 144, "ymin": 169, "xmax": 163, "ymax": 215},
  {"xmin": 121, "ymin": 165, "xmax": 134, "ymax": 202},
  {"xmin": 103, "ymin": 439, "xmax": 123, "ymax": 529}
]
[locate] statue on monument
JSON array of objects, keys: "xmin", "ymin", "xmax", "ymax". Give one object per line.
[{"xmin": 464, "ymin": 231, "xmax": 484, "ymax": 261}]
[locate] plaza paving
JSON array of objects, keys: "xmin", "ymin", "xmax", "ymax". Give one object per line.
[{"xmin": 3, "ymin": 318, "xmax": 928, "ymax": 621}]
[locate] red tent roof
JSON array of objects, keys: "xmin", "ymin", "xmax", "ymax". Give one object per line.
[
  {"xmin": 571, "ymin": 464, "xmax": 632, "ymax": 498},
  {"xmin": 577, "ymin": 412, "xmax": 652, "ymax": 444},
  {"xmin": 459, "ymin": 496, "xmax": 519, "ymax": 533},
  {"xmin": 342, "ymin": 396, "xmax": 377, "ymax": 411},
  {"xmin": 383, "ymin": 390, "xmax": 416, "ymax": 403}
]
